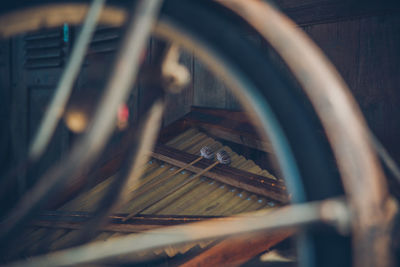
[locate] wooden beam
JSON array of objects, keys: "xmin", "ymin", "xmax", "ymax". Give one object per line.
[
  {"xmin": 32, "ymin": 210, "xmax": 222, "ymax": 233},
  {"xmin": 190, "ymin": 106, "xmax": 249, "ymax": 123},
  {"xmin": 179, "ymin": 231, "xmax": 293, "ymax": 267},
  {"xmin": 32, "ymin": 220, "xmax": 162, "ymax": 233},
  {"xmin": 152, "ymin": 144, "xmax": 288, "ymax": 203},
  {"xmin": 184, "ymin": 109, "xmax": 273, "ymax": 153}
]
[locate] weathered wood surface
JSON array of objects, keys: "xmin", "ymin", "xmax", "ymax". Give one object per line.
[
  {"xmin": 32, "ymin": 210, "xmax": 221, "ymax": 233},
  {"xmin": 276, "ymin": 0, "xmax": 400, "ymax": 26},
  {"xmin": 184, "ymin": 108, "xmax": 273, "ymax": 153},
  {"xmin": 302, "ymin": 14, "xmax": 400, "ymax": 196},
  {"xmin": 193, "ymin": 57, "xmax": 240, "ymax": 111}
]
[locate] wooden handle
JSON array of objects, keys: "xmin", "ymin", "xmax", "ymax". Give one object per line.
[
  {"xmin": 189, "ymin": 161, "xmax": 219, "ymax": 180},
  {"xmin": 164, "ymin": 156, "xmax": 203, "ymax": 180}
]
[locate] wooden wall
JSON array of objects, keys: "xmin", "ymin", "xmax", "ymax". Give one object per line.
[{"xmin": 299, "ymin": 12, "xmax": 400, "ymax": 160}]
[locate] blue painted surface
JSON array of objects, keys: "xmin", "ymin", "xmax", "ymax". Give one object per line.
[{"xmin": 63, "ymin": 23, "xmax": 69, "ymax": 43}]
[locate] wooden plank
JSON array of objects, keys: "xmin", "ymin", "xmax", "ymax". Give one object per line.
[
  {"xmin": 180, "ymin": 231, "xmax": 293, "ymax": 267},
  {"xmin": 357, "ymin": 15, "xmax": 400, "ymax": 161},
  {"xmin": 185, "ymin": 109, "xmax": 255, "ymax": 134},
  {"xmin": 38, "ymin": 210, "xmax": 221, "ymax": 223},
  {"xmin": 302, "ymin": 20, "xmax": 361, "ymax": 93},
  {"xmin": 184, "ymin": 109, "xmax": 273, "ymax": 153},
  {"xmin": 152, "ymin": 144, "xmax": 288, "ymax": 203},
  {"xmin": 190, "ymin": 106, "xmax": 249, "ymax": 123},
  {"xmin": 302, "ymin": 14, "xmax": 400, "ymax": 197},
  {"xmin": 357, "ymin": 15, "xmax": 400, "ymax": 198},
  {"xmin": 197, "ymin": 124, "xmax": 270, "ymax": 153},
  {"xmin": 275, "ymin": 0, "xmax": 400, "ymax": 26},
  {"xmin": 32, "ymin": 210, "xmax": 223, "ymax": 233},
  {"xmin": 193, "ymin": 57, "xmax": 229, "ymax": 109}
]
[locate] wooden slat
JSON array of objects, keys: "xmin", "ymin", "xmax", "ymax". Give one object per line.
[
  {"xmin": 193, "ymin": 58, "xmax": 232, "ymax": 109},
  {"xmin": 167, "ymin": 178, "xmax": 221, "ymax": 216},
  {"xmin": 190, "ymin": 106, "xmax": 249, "ymax": 123},
  {"xmin": 201, "ymin": 188, "xmax": 244, "ymax": 216},
  {"xmin": 122, "ymin": 171, "xmax": 196, "ymax": 215},
  {"xmin": 152, "ymin": 144, "xmax": 288, "ymax": 203},
  {"xmin": 276, "ymin": 0, "xmax": 400, "ymax": 26},
  {"xmin": 141, "ymin": 178, "xmax": 205, "ymax": 215},
  {"xmin": 24, "ymin": 28, "xmax": 66, "ymax": 69},
  {"xmin": 32, "ymin": 211, "xmax": 222, "ymax": 233}
]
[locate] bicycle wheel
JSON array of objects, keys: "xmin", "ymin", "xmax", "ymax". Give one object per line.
[{"xmin": 0, "ymin": 1, "xmax": 392, "ymax": 267}]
